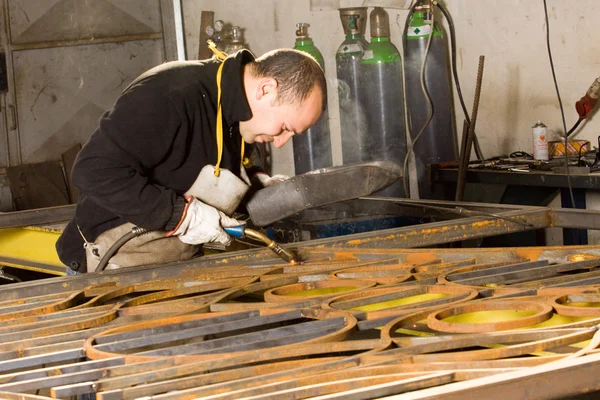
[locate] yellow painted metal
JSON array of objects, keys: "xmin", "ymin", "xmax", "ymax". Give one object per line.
[
  {"xmin": 526, "ymin": 313, "xmax": 589, "ymax": 329},
  {"xmin": 0, "ymin": 227, "xmax": 65, "ymax": 275},
  {"xmin": 566, "ymin": 302, "xmax": 600, "ymax": 308},
  {"xmin": 351, "ymin": 293, "xmax": 449, "ymax": 312},
  {"xmin": 284, "ymin": 287, "xmax": 359, "ymax": 297},
  {"xmin": 442, "ymin": 310, "xmax": 536, "ymax": 324}
]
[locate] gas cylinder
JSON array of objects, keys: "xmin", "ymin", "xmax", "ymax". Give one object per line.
[
  {"xmin": 224, "ymin": 26, "xmax": 245, "ymax": 54},
  {"xmin": 336, "ymin": 7, "xmax": 369, "ymax": 165},
  {"xmin": 292, "ymin": 23, "xmax": 332, "ymax": 175},
  {"xmin": 404, "ymin": 0, "xmax": 457, "ymax": 198},
  {"xmin": 359, "ymin": 7, "xmax": 406, "ymax": 197}
]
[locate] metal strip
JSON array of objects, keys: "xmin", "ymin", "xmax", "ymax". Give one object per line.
[
  {"xmin": 0, "ymin": 205, "xmax": 74, "ymax": 229},
  {"xmin": 0, "ymin": 358, "xmax": 123, "ymax": 391},
  {"xmin": 92, "ymin": 310, "xmax": 303, "ymax": 353},
  {"xmin": 0, "ymin": 349, "xmax": 84, "ymax": 373},
  {"xmin": 95, "ymin": 310, "xmax": 261, "ymax": 344},
  {"xmin": 94, "ymin": 357, "xmax": 351, "ymax": 400},
  {"xmin": 137, "ymin": 317, "xmax": 346, "ymax": 356},
  {"xmin": 385, "ymin": 351, "xmax": 600, "ymax": 400},
  {"xmin": 10, "ymin": 34, "xmax": 163, "ymax": 52}
]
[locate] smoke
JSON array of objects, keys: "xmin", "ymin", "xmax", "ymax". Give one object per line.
[
  {"xmin": 337, "ymin": 79, "xmax": 369, "ymax": 165},
  {"xmin": 292, "ymin": 104, "xmax": 333, "ymax": 175}
]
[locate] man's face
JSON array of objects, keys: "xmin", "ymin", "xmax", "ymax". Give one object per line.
[{"xmin": 240, "ymin": 79, "xmax": 323, "ymax": 148}]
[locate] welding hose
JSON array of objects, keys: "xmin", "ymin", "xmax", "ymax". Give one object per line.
[
  {"xmin": 95, "ymin": 224, "xmax": 297, "ymax": 272},
  {"xmin": 95, "ymin": 226, "xmax": 151, "ymax": 272}
]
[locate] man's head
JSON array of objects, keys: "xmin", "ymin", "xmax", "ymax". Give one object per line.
[{"xmin": 240, "ymin": 49, "xmax": 327, "ymax": 148}]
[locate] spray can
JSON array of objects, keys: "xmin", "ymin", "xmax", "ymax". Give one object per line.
[
  {"xmin": 292, "ymin": 23, "xmax": 332, "ymax": 175},
  {"xmin": 532, "ymin": 121, "xmax": 549, "ymax": 160}
]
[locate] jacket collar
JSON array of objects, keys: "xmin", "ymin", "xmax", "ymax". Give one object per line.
[{"xmin": 220, "ymin": 49, "xmax": 254, "ymax": 125}]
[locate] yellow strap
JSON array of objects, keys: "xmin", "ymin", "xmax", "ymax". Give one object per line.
[
  {"xmin": 215, "ymin": 62, "xmax": 225, "ymax": 176},
  {"xmin": 241, "ymin": 141, "xmax": 249, "ymax": 166},
  {"xmin": 213, "ymin": 45, "xmax": 248, "ymax": 176},
  {"xmin": 207, "ymin": 39, "xmax": 228, "ymax": 61}
]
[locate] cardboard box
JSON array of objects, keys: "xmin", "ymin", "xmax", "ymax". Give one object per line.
[{"xmin": 548, "ymin": 140, "xmax": 590, "ymax": 157}]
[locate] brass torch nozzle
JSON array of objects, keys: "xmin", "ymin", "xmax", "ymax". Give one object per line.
[{"xmin": 243, "ymin": 228, "xmax": 298, "ymax": 264}]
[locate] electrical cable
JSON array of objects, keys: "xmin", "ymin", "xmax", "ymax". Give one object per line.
[
  {"xmin": 436, "ymin": 2, "xmax": 484, "ymax": 161},
  {"xmin": 543, "ymin": 0, "xmax": 576, "ymax": 209},
  {"xmin": 402, "ymin": 0, "xmax": 436, "ymax": 196},
  {"xmin": 509, "ymin": 151, "xmax": 533, "ymax": 159},
  {"xmin": 566, "ymin": 118, "xmax": 583, "ymax": 138}
]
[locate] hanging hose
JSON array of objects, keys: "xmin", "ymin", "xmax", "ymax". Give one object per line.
[
  {"xmin": 401, "ymin": 0, "xmax": 485, "ymax": 196},
  {"xmin": 402, "ymin": 0, "xmax": 435, "ymax": 196},
  {"xmin": 436, "ymin": 1, "xmax": 485, "ymax": 161},
  {"xmin": 566, "ymin": 118, "xmax": 583, "ymax": 138},
  {"xmin": 95, "ymin": 226, "xmax": 151, "ymax": 272}
]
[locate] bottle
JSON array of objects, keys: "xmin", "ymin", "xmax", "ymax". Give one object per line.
[
  {"xmin": 532, "ymin": 120, "xmax": 549, "ymax": 161},
  {"xmin": 336, "ymin": 7, "xmax": 369, "ymax": 164},
  {"xmin": 292, "ymin": 23, "xmax": 332, "ymax": 175},
  {"xmin": 360, "ymin": 7, "xmax": 406, "ymax": 197}
]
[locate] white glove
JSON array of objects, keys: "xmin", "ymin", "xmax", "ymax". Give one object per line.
[
  {"xmin": 166, "ymin": 197, "xmax": 242, "ymax": 246},
  {"xmin": 254, "ymin": 172, "xmax": 290, "ymax": 187}
]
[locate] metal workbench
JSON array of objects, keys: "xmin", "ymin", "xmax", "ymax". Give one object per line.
[{"xmin": 433, "ymin": 168, "xmax": 600, "ymax": 245}]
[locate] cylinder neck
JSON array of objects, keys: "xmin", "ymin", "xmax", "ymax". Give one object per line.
[
  {"xmin": 411, "ymin": 11, "xmax": 428, "ymax": 24},
  {"xmin": 345, "ymin": 33, "xmax": 363, "ymax": 40}
]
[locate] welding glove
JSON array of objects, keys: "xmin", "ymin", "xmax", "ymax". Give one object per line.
[
  {"xmin": 166, "ymin": 196, "xmax": 242, "ymax": 246},
  {"xmin": 253, "ymin": 172, "xmax": 290, "ymax": 188}
]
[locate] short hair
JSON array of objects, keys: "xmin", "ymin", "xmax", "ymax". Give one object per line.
[{"xmin": 248, "ymin": 49, "xmax": 327, "ymax": 111}]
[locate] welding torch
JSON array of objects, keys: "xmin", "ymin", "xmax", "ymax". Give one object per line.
[{"xmin": 224, "ymin": 225, "xmax": 298, "ymax": 264}]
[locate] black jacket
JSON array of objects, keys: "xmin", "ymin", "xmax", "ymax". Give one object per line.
[{"xmin": 56, "ymin": 50, "xmax": 255, "ymax": 271}]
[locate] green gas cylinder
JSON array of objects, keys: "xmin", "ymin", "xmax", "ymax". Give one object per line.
[
  {"xmin": 359, "ymin": 7, "xmax": 406, "ymax": 197},
  {"xmin": 404, "ymin": 0, "xmax": 457, "ymax": 198},
  {"xmin": 292, "ymin": 23, "xmax": 332, "ymax": 175},
  {"xmin": 336, "ymin": 7, "xmax": 369, "ymax": 165}
]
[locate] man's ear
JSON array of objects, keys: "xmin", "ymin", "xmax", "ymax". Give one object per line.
[{"xmin": 255, "ymin": 77, "xmax": 278, "ymax": 101}]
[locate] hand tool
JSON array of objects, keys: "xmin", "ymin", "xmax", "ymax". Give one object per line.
[{"xmin": 224, "ymin": 225, "xmax": 298, "ymax": 264}]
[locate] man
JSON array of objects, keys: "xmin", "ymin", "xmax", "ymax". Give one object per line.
[{"xmin": 56, "ymin": 48, "xmax": 326, "ymax": 274}]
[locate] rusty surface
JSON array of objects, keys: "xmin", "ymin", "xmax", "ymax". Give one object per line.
[
  {"xmin": 2, "ymin": 202, "xmax": 600, "ymax": 397},
  {"xmin": 426, "ymin": 300, "xmax": 554, "ymax": 333}
]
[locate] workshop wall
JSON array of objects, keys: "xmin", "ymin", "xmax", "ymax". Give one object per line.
[{"xmin": 182, "ymin": 0, "xmax": 600, "ymax": 178}]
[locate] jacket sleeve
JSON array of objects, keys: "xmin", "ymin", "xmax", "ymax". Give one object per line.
[{"xmin": 71, "ymin": 83, "xmax": 185, "ymax": 231}]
